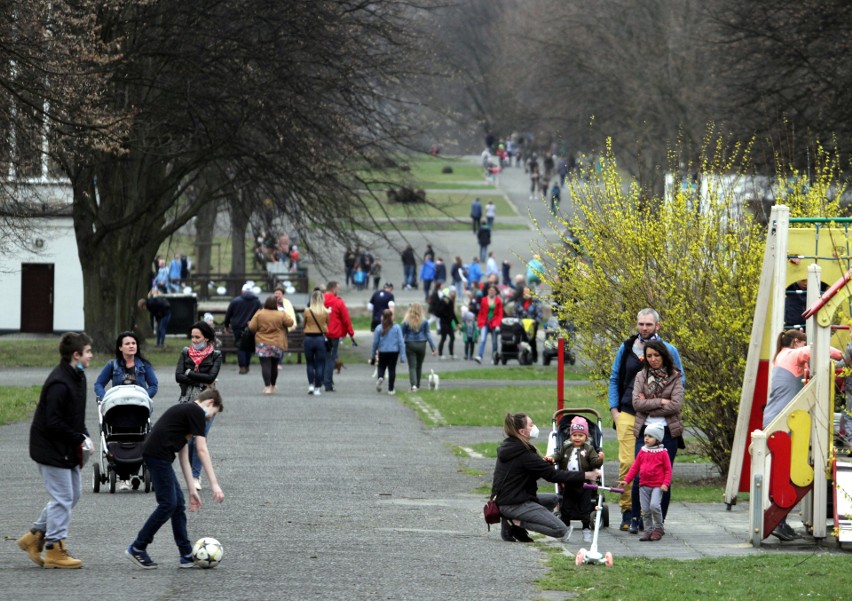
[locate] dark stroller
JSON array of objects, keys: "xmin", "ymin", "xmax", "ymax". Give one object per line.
[
  {"xmin": 92, "ymin": 385, "xmax": 153, "ymax": 494},
  {"xmin": 545, "ymin": 408, "xmax": 610, "ymax": 528},
  {"xmin": 494, "ymin": 317, "xmax": 534, "ymax": 365},
  {"xmin": 542, "ymin": 319, "xmax": 576, "ymax": 366}
]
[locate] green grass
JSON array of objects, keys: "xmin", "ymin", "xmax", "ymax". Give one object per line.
[
  {"xmin": 440, "ymin": 365, "xmax": 590, "ymax": 381},
  {"xmin": 399, "ymin": 384, "xmax": 606, "ymax": 427},
  {"xmin": 0, "ymin": 386, "xmax": 42, "ymax": 425},
  {"xmin": 360, "ymin": 155, "xmax": 492, "ymax": 190},
  {"xmin": 537, "ymin": 553, "xmax": 847, "ymax": 600},
  {"xmin": 352, "ymin": 191, "xmax": 517, "ymax": 220}
]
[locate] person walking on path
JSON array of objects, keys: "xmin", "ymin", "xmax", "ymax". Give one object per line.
[
  {"xmin": 303, "ymin": 290, "xmax": 330, "ymax": 396},
  {"xmin": 474, "ymin": 284, "xmax": 503, "ymax": 364},
  {"xmin": 451, "ymin": 256, "xmax": 465, "ymax": 298},
  {"xmin": 223, "ymin": 283, "xmax": 262, "ymax": 374},
  {"xmin": 371, "ymin": 309, "xmax": 406, "ymax": 395},
  {"xmin": 619, "ymin": 423, "xmax": 671, "ymax": 542},
  {"xmin": 435, "ymin": 288, "xmax": 460, "ymax": 360},
  {"xmin": 175, "ymin": 321, "xmax": 222, "ymax": 491},
  {"xmin": 248, "ymin": 296, "xmax": 294, "ymax": 395},
  {"xmin": 477, "ymin": 222, "xmax": 491, "ymax": 262},
  {"xmin": 368, "ymin": 282, "xmax": 396, "ymax": 332},
  {"xmin": 125, "ymin": 389, "xmax": 224, "ymax": 569},
  {"xmin": 470, "ymin": 198, "xmax": 482, "ymax": 234},
  {"xmin": 434, "ymin": 257, "xmax": 447, "ymax": 290},
  {"xmin": 420, "ymin": 255, "xmax": 436, "ymax": 302},
  {"xmin": 401, "ymin": 245, "xmax": 417, "ymax": 290},
  {"xmin": 138, "ymin": 289, "xmax": 171, "ymax": 349},
  {"xmin": 18, "ymin": 332, "xmax": 93, "ymax": 569},
  {"xmin": 485, "ymin": 199, "xmax": 496, "ymax": 229},
  {"xmin": 608, "ymin": 308, "xmax": 684, "ymax": 531},
  {"xmin": 402, "ymin": 302, "xmax": 436, "ymax": 391},
  {"xmin": 323, "ymin": 281, "xmax": 356, "ymax": 392}
]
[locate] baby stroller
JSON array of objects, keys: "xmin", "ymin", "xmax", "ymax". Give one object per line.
[
  {"xmin": 542, "ymin": 319, "xmax": 576, "ymax": 366},
  {"xmin": 545, "ymin": 408, "xmax": 610, "ymax": 528},
  {"xmin": 493, "ymin": 317, "xmax": 534, "ymax": 365},
  {"xmin": 92, "ymin": 385, "xmax": 153, "ymax": 494}
]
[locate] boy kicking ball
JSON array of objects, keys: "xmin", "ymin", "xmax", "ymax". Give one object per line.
[{"xmin": 126, "ymin": 389, "xmax": 225, "ymax": 569}]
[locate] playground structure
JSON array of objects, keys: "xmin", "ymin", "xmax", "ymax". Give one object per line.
[{"xmin": 725, "ymin": 205, "xmax": 852, "ymax": 547}]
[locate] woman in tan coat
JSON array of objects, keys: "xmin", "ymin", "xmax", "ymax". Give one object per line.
[
  {"xmin": 628, "ymin": 339, "xmax": 684, "ymax": 531},
  {"xmin": 248, "ymin": 296, "xmax": 294, "ymax": 394},
  {"xmin": 302, "ymin": 290, "xmax": 330, "ymax": 395}
]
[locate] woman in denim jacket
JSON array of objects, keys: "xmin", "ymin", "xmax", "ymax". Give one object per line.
[
  {"xmin": 371, "ymin": 309, "xmax": 407, "ymax": 395},
  {"xmin": 94, "ymin": 331, "xmax": 159, "ymax": 400},
  {"xmin": 401, "ymin": 302, "xmax": 436, "ymax": 392}
]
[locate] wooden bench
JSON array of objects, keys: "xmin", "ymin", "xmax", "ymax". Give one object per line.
[{"xmin": 214, "ymin": 327, "xmax": 304, "ymax": 364}]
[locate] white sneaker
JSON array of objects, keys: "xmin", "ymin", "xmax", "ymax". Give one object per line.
[
  {"xmin": 582, "ymin": 528, "xmax": 592, "ymax": 543},
  {"xmin": 193, "ymin": 477, "xmax": 202, "ymax": 491},
  {"xmin": 439, "ymin": 356, "xmax": 446, "ymax": 361},
  {"xmin": 388, "ymin": 389, "xmax": 396, "ymax": 395},
  {"xmin": 313, "ymin": 388, "xmax": 321, "ymax": 396},
  {"xmin": 119, "ymin": 480, "xmax": 131, "ymax": 491},
  {"xmin": 308, "ymin": 385, "xmax": 315, "ymax": 394},
  {"xmin": 376, "ymin": 377, "xmax": 384, "ymax": 392},
  {"xmin": 474, "ymin": 356, "xmax": 482, "ymax": 364}
]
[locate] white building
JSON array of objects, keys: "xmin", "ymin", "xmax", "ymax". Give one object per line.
[{"xmin": 0, "ymin": 180, "xmax": 85, "ymax": 333}]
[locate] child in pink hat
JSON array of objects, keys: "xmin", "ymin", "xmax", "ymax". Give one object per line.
[{"xmin": 547, "ymin": 416, "xmax": 604, "ymax": 543}]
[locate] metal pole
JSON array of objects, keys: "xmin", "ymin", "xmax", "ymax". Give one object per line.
[{"xmin": 557, "ymin": 337, "xmax": 565, "ymax": 410}]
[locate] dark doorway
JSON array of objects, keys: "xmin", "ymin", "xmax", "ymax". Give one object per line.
[{"xmin": 21, "ymin": 263, "xmax": 54, "ymax": 333}]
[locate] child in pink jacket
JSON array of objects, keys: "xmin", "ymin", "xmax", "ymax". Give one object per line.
[{"xmin": 619, "ymin": 423, "xmax": 671, "ymax": 541}]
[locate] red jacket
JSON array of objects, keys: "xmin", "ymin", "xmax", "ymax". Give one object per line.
[
  {"xmin": 477, "ymin": 295, "xmax": 503, "ymax": 329},
  {"xmin": 623, "ymin": 444, "xmax": 672, "ymax": 488},
  {"xmin": 324, "ymin": 292, "xmax": 354, "ymax": 339}
]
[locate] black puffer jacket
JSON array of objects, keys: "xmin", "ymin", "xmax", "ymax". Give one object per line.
[
  {"xmin": 29, "ymin": 362, "xmax": 89, "ymax": 468},
  {"xmin": 175, "ymin": 349, "xmax": 222, "ymax": 396},
  {"xmin": 491, "ymin": 436, "xmax": 583, "ymax": 506}
]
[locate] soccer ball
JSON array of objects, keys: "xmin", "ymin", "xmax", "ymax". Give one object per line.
[{"xmin": 192, "ymin": 537, "xmax": 223, "ymax": 568}]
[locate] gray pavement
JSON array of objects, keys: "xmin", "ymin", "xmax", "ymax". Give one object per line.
[{"xmin": 1, "ymin": 161, "xmax": 846, "ymax": 600}]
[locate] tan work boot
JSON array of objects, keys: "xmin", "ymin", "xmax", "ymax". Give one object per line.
[
  {"xmin": 17, "ymin": 529, "xmax": 45, "ymax": 566},
  {"xmin": 43, "ymin": 540, "xmax": 82, "ymax": 569}
]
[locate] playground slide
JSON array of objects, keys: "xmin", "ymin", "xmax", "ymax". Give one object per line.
[{"xmin": 834, "ymin": 460, "xmax": 852, "ymax": 543}]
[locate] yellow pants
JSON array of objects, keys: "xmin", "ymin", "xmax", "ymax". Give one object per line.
[{"xmin": 616, "ymin": 411, "xmax": 636, "ymax": 513}]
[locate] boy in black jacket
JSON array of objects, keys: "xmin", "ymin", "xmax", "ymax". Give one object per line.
[{"xmin": 18, "ymin": 332, "xmax": 93, "ymax": 569}]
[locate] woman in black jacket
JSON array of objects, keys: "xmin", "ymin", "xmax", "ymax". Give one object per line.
[
  {"xmin": 492, "ymin": 412, "xmax": 596, "ymax": 542},
  {"xmin": 175, "ymin": 321, "xmax": 222, "ymax": 491}
]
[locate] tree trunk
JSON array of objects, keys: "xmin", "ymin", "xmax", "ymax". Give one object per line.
[
  {"xmin": 195, "ymin": 200, "xmax": 217, "ymax": 275},
  {"xmin": 228, "ymin": 193, "xmax": 249, "ymax": 293}
]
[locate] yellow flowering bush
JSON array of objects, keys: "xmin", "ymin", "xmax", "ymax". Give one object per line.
[{"xmin": 542, "ymin": 133, "xmax": 844, "ymax": 472}]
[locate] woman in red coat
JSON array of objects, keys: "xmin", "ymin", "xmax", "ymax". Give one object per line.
[{"xmin": 474, "ymin": 284, "xmax": 503, "ymax": 363}]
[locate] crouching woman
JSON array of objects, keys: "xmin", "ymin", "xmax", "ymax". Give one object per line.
[{"xmin": 492, "ymin": 412, "xmax": 598, "ymax": 542}]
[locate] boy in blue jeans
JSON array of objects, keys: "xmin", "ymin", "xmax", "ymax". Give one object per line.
[{"xmin": 126, "ymin": 389, "xmax": 224, "ymax": 569}]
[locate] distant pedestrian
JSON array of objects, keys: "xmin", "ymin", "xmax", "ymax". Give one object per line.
[
  {"xmin": 223, "ymin": 283, "xmax": 262, "ymax": 374},
  {"xmin": 401, "ymin": 245, "xmax": 417, "ymax": 290},
  {"xmin": 485, "ymin": 200, "xmax": 496, "ymax": 228},
  {"xmin": 420, "ymin": 256, "xmax": 436, "ymax": 302},
  {"xmin": 451, "ymin": 256, "xmax": 465, "ymax": 298},
  {"xmin": 368, "ymin": 283, "xmax": 396, "ymax": 332},
  {"xmin": 467, "ymin": 257, "xmax": 483, "ymax": 288},
  {"xmin": 423, "ymin": 244, "xmax": 435, "ymax": 263},
  {"xmin": 477, "ymin": 222, "xmax": 491, "ymax": 262},
  {"xmin": 138, "ymin": 289, "xmax": 171, "ymax": 349},
  {"xmin": 323, "ymin": 281, "xmax": 356, "ymax": 392},
  {"xmin": 501, "ymin": 260, "xmax": 512, "ymax": 287},
  {"xmin": 370, "ymin": 259, "xmax": 382, "ymax": 291},
  {"xmin": 434, "ymin": 257, "xmax": 447, "ymax": 289},
  {"xmin": 485, "ymin": 252, "xmax": 499, "ymax": 278},
  {"xmin": 550, "ymin": 182, "xmax": 561, "ymax": 214},
  {"xmin": 303, "ymin": 290, "xmax": 330, "ymax": 396},
  {"xmin": 344, "ymin": 248, "xmax": 357, "ymax": 288},
  {"xmin": 371, "ymin": 309, "xmax": 406, "ymax": 395},
  {"xmin": 402, "ymin": 303, "xmax": 437, "ymax": 391},
  {"xmin": 470, "ymin": 198, "xmax": 482, "ymax": 234}
]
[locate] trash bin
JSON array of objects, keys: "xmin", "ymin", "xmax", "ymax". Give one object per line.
[{"xmin": 162, "ymin": 294, "xmax": 198, "ymax": 335}]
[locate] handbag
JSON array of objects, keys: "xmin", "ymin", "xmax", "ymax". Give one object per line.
[
  {"xmin": 484, "ymin": 458, "xmax": 513, "ymax": 531},
  {"xmin": 308, "ymin": 308, "xmax": 334, "ymax": 352},
  {"xmin": 178, "ymin": 385, "xmax": 201, "ymax": 404},
  {"xmin": 238, "ymin": 328, "xmax": 256, "ymax": 353}
]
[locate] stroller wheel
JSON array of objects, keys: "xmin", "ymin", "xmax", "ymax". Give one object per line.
[
  {"xmin": 108, "ymin": 467, "xmax": 117, "ymax": 494},
  {"xmin": 143, "ymin": 466, "xmax": 152, "ymax": 493},
  {"xmin": 92, "ymin": 463, "xmax": 101, "ymax": 493}
]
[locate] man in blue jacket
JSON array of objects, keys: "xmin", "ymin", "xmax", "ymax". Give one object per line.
[
  {"xmin": 224, "ymin": 283, "xmax": 262, "ymax": 374},
  {"xmin": 470, "ymin": 197, "xmax": 482, "ymax": 234},
  {"xmin": 608, "ymin": 308, "xmax": 683, "ymax": 531}
]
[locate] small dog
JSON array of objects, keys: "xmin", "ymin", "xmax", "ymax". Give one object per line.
[
  {"xmin": 428, "ymin": 369, "xmax": 440, "ymax": 391},
  {"xmin": 335, "ymin": 358, "xmax": 344, "ymax": 374}
]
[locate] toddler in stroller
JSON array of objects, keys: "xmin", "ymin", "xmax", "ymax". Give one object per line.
[
  {"xmin": 92, "ymin": 385, "xmax": 153, "ymax": 494},
  {"xmin": 546, "ymin": 410, "xmax": 605, "ymax": 543},
  {"xmin": 494, "ymin": 317, "xmax": 534, "ymax": 365}
]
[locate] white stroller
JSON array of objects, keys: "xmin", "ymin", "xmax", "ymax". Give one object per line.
[{"xmin": 92, "ymin": 385, "xmax": 153, "ymax": 494}]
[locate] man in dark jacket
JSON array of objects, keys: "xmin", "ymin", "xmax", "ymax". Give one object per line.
[
  {"xmin": 401, "ymin": 245, "xmax": 417, "ymax": 290},
  {"xmin": 18, "ymin": 332, "xmax": 93, "ymax": 569},
  {"xmin": 477, "ymin": 222, "xmax": 491, "ymax": 262},
  {"xmin": 492, "ymin": 412, "xmax": 596, "ymax": 543},
  {"xmin": 224, "ymin": 283, "xmax": 262, "ymax": 374}
]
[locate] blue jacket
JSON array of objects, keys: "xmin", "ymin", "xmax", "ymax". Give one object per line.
[
  {"xmin": 468, "ymin": 261, "xmax": 483, "ymax": 283},
  {"xmin": 471, "ymin": 199, "xmax": 482, "ymax": 219},
  {"xmin": 420, "ymin": 259, "xmax": 436, "ymax": 281},
  {"xmin": 371, "ymin": 324, "xmax": 407, "ymax": 362},
  {"xmin": 607, "ymin": 336, "xmax": 684, "ymax": 410},
  {"xmin": 402, "ymin": 320, "xmax": 436, "ymax": 351},
  {"xmin": 94, "ymin": 358, "xmax": 159, "ymax": 399}
]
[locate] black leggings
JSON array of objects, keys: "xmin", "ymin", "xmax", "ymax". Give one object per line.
[
  {"xmin": 377, "ymin": 351, "xmax": 399, "ymax": 391},
  {"xmin": 438, "ymin": 326, "xmax": 455, "ymax": 357},
  {"xmin": 260, "ymin": 356, "xmax": 279, "ymax": 387}
]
